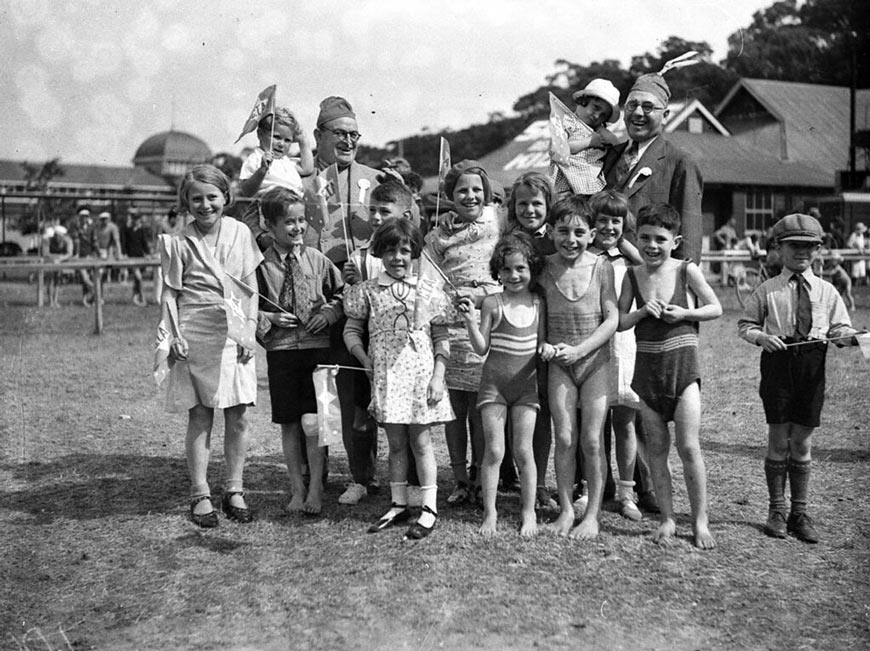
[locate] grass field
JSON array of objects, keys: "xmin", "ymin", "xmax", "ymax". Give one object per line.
[{"xmin": 2, "ymin": 278, "xmax": 869, "ymax": 650}]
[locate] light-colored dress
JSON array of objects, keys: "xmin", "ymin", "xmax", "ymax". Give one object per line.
[
  {"xmin": 424, "ymin": 206, "xmax": 502, "ymax": 392},
  {"xmin": 600, "ymin": 249, "xmax": 640, "ymax": 407},
  {"xmin": 160, "ymin": 218, "xmax": 263, "ymax": 413},
  {"xmin": 344, "ymin": 272, "xmax": 455, "ymax": 425}
]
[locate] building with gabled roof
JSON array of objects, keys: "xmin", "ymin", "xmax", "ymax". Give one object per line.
[{"xmin": 478, "ymin": 79, "xmax": 869, "ymax": 240}]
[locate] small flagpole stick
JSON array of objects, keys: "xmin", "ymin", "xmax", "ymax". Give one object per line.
[
  {"xmin": 316, "ymin": 363, "xmax": 369, "ymax": 373},
  {"xmin": 268, "ymin": 89, "xmax": 276, "ymax": 157},
  {"xmin": 224, "ymin": 271, "xmax": 292, "ymax": 314},
  {"xmin": 783, "ymin": 334, "xmax": 857, "ymax": 347},
  {"xmin": 421, "ymin": 248, "xmax": 459, "ymax": 292}
]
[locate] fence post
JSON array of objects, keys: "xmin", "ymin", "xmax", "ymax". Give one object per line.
[{"xmin": 93, "ymin": 264, "xmax": 103, "ymax": 334}]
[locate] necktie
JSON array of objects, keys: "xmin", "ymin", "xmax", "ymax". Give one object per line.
[
  {"xmin": 794, "ymin": 274, "xmax": 811, "ymax": 339},
  {"xmin": 612, "ymin": 142, "xmax": 638, "ymax": 189},
  {"xmin": 281, "ymin": 253, "xmax": 312, "ymax": 324}
]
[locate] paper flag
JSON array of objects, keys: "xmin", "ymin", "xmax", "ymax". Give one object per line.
[
  {"xmin": 234, "ymin": 85, "xmax": 277, "ymax": 144},
  {"xmin": 312, "ymin": 365, "xmax": 343, "ymax": 447},
  {"xmin": 857, "ymin": 333, "xmax": 870, "ymax": 360},
  {"xmin": 548, "ymin": 93, "xmax": 572, "ymax": 165}
]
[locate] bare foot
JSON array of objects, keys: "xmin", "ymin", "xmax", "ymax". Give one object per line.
[
  {"xmin": 286, "ymin": 493, "xmax": 306, "ymax": 513},
  {"xmin": 569, "ymin": 516, "xmax": 599, "ymax": 540},
  {"xmin": 693, "ymin": 521, "xmax": 716, "ymax": 550},
  {"xmin": 478, "ymin": 515, "xmax": 497, "ymax": 537},
  {"xmin": 545, "ymin": 511, "xmax": 575, "ymax": 536},
  {"xmin": 519, "ymin": 512, "xmax": 538, "ymax": 538},
  {"xmin": 303, "ymin": 489, "xmax": 322, "ymax": 515},
  {"xmin": 651, "ymin": 518, "xmax": 676, "ymax": 545}
]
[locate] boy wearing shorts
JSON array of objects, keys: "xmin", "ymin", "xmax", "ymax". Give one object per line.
[
  {"xmin": 256, "ymin": 186, "xmax": 344, "ymax": 514},
  {"xmin": 738, "ymin": 213, "xmax": 864, "ymax": 543}
]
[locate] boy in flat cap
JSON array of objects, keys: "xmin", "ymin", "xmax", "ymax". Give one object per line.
[
  {"xmin": 603, "ymin": 73, "xmax": 703, "ymax": 265},
  {"xmin": 738, "ymin": 213, "xmax": 866, "ymax": 543}
]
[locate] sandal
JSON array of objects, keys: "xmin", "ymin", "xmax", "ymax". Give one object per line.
[
  {"xmin": 367, "ymin": 504, "xmax": 411, "ymax": 533},
  {"xmin": 190, "ymin": 495, "xmax": 218, "ymax": 528},
  {"xmin": 221, "ymin": 491, "xmax": 253, "ymax": 523},
  {"xmin": 405, "ymin": 505, "xmax": 437, "ymax": 540},
  {"xmin": 446, "ymin": 482, "xmax": 470, "ymax": 507}
]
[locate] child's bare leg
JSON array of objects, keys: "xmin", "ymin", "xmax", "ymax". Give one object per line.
[
  {"xmin": 301, "ymin": 414, "xmax": 324, "ymax": 514},
  {"xmin": 186, "ymin": 405, "xmax": 214, "ymax": 514},
  {"xmin": 673, "ymin": 384, "xmax": 715, "ymax": 549},
  {"xmin": 384, "ymin": 423, "xmax": 411, "ymax": 494},
  {"xmin": 408, "ymin": 424, "xmax": 438, "ymax": 528},
  {"xmin": 510, "ymin": 405, "xmax": 539, "ymax": 537},
  {"xmin": 571, "ymin": 367, "xmax": 608, "ymax": 540},
  {"xmin": 546, "ymin": 366, "xmax": 579, "ymax": 535},
  {"xmin": 478, "ymin": 404, "xmax": 507, "ymax": 536},
  {"xmin": 638, "ymin": 401, "xmax": 676, "ymax": 544},
  {"xmin": 223, "ymin": 404, "xmax": 251, "ymax": 510},
  {"xmin": 281, "ymin": 422, "xmax": 307, "ymax": 511}
]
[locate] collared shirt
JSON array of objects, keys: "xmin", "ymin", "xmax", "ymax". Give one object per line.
[
  {"xmin": 738, "ymin": 268, "xmax": 856, "ymax": 345},
  {"xmin": 256, "ymin": 244, "xmax": 344, "ymax": 351}
]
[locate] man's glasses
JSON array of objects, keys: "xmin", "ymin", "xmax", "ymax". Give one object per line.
[
  {"xmin": 325, "ymin": 128, "xmax": 361, "ymax": 143},
  {"xmin": 625, "ymin": 100, "xmax": 665, "ymax": 114}
]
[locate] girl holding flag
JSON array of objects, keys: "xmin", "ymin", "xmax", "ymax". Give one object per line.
[
  {"xmin": 157, "ymin": 164, "xmax": 263, "ymax": 528},
  {"xmin": 344, "ymin": 218, "xmax": 454, "ymax": 539}
]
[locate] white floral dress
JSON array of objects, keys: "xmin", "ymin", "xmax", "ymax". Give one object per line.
[{"xmin": 344, "ymin": 273, "xmax": 455, "ymax": 425}]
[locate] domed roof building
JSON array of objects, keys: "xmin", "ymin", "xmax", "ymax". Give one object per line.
[{"xmin": 133, "ymin": 130, "xmax": 212, "ymax": 182}]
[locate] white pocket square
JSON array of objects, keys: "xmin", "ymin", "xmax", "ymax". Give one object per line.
[{"xmin": 628, "ymin": 166, "xmax": 652, "ymax": 188}]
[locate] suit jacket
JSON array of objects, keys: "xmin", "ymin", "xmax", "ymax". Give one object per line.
[
  {"xmin": 303, "ymin": 160, "xmax": 382, "ymax": 266},
  {"xmin": 603, "ymin": 136, "xmax": 703, "ymax": 264}
]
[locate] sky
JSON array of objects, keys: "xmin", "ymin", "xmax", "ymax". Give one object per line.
[{"xmin": 0, "ymin": 0, "xmax": 773, "ymax": 168}]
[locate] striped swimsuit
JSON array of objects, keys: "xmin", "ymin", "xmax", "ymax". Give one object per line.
[
  {"xmin": 628, "ymin": 260, "xmax": 700, "ymax": 422},
  {"xmin": 476, "ymin": 293, "xmax": 541, "ymax": 410}
]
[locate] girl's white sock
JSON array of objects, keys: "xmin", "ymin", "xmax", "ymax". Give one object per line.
[{"xmin": 417, "ymin": 485, "xmax": 437, "ymax": 528}]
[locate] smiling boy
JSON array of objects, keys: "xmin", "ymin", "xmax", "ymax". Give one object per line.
[
  {"xmin": 738, "ymin": 213, "xmax": 865, "ymax": 543},
  {"xmin": 618, "ymin": 203, "xmax": 722, "ymax": 549}
]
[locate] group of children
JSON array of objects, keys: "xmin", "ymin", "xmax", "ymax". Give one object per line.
[{"xmin": 158, "ymin": 99, "xmax": 864, "ymax": 547}]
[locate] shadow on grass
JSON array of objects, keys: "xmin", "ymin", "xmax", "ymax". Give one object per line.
[{"xmin": 703, "ymin": 439, "xmax": 869, "ymax": 464}]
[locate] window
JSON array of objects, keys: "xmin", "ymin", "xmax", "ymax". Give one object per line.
[
  {"xmin": 745, "ymin": 190, "xmax": 774, "ymax": 232},
  {"xmin": 688, "ymin": 117, "xmax": 703, "ymax": 134}
]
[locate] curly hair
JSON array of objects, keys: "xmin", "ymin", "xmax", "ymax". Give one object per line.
[
  {"xmin": 257, "ymin": 107, "xmax": 299, "ymax": 136},
  {"xmin": 489, "ymin": 231, "xmax": 544, "ymax": 282}
]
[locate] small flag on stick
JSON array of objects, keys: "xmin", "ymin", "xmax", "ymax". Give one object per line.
[
  {"xmin": 413, "ymin": 249, "xmax": 453, "ymax": 329},
  {"xmin": 153, "ymin": 299, "xmax": 180, "ymax": 386},
  {"xmin": 234, "ymin": 85, "xmax": 277, "ymax": 143},
  {"xmin": 548, "ymin": 93, "xmax": 572, "ymax": 165},
  {"xmin": 312, "ymin": 365, "xmax": 343, "ymax": 447},
  {"xmin": 223, "ymin": 274, "xmax": 257, "ymax": 349},
  {"xmin": 435, "ymin": 137, "xmax": 451, "ymax": 218},
  {"xmin": 857, "ymin": 333, "xmax": 870, "ymax": 360}
]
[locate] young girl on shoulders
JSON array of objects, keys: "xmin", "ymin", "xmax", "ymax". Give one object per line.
[
  {"xmin": 159, "ymin": 164, "xmax": 263, "ymax": 527},
  {"xmin": 344, "ymin": 218, "xmax": 455, "ymax": 540},
  {"xmin": 538, "ymin": 195, "xmax": 619, "ymax": 539},
  {"xmin": 458, "ymin": 232, "xmax": 546, "ymax": 537}
]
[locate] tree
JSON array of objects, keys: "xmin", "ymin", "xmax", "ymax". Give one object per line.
[
  {"xmin": 20, "ymin": 158, "xmax": 68, "ymax": 235},
  {"xmin": 723, "ymin": 0, "xmax": 869, "ymax": 86}
]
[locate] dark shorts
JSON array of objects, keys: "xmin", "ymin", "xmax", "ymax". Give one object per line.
[
  {"xmin": 267, "ymin": 348, "xmax": 330, "ymax": 424},
  {"xmin": 759, "ymin": 342, "xmax": 827, "ymax": 428}
]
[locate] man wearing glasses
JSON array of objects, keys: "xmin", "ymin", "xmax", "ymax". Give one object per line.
[
  {"xmin": 603, "ymin": 73, "xmax": 703, "ymax": 264},
  {"xmin": 303, "ymin": 96, "xmax": 382, "ymax": 266}
]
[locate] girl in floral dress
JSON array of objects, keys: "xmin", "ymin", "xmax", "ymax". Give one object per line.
[{"xmin": 344, "ymin": 219, "xmax": 454, "ymax": 539}]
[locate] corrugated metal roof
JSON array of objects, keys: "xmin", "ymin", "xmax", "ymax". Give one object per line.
[
  {"xmin": 0, "ymin": 159, "xmax": 172, "ymax": 191},
  {"xmin": 717, "ymin": 79, "xmax": 870, "ymax": 172}
]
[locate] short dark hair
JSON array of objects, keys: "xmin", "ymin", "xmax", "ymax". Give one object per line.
[
  {"xmin": 489, "ymin": 231, "xmax": 544, "ymax": 282},
  {"xmin": 636, "ymin": 203, "xmax": 681, "ymax": 234},
  {"xmin": 371, "ymin": 180, "xmax": 414, "ymax": 212},
  {"xmin": 548, "ymin": 195, "xmax": 593, "ymax": 228},
  {"xmin": 371, "ymin": 218, "xmax": 423, "ymax": 259},
  {"xmin": 259, "ymin": 186, "xmax": 304, "ymax": 226}
]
